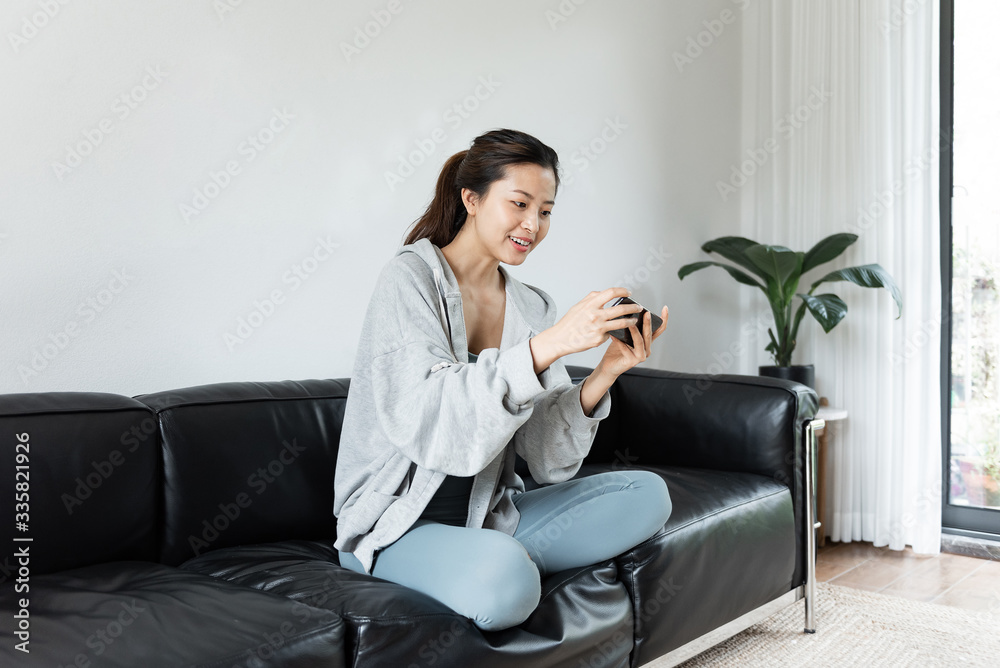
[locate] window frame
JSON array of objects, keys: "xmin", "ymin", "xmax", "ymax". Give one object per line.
[{"xmin": 940, "ymin": 0, "xmax": 1000, "ymax": 540}]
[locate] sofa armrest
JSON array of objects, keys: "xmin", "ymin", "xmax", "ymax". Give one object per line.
[{"xmin": 566, "ymin": 365, "xmax": 818, "ymax": 485}]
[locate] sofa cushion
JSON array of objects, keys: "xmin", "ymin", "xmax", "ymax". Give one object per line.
[
  {"xmin": 0, "ymin": 561, "xmax": 346, "ymax": 667},
  {"xmin": 576, "ymin": 463, "xmax": 796, "ymax": 665},
  {"xmin": 133, "ymin": 379, "xmax": 349, "ymax": 565},
  {"xmin": 0, "ymin": 392, "xmax": 159, "ymax": 575},
  {"xmin": 180, "ymin": 539, "xmax": 634, "ymax": 668}
]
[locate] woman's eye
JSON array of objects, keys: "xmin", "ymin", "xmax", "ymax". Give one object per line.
[
  {"xmin": 541, "ymin": 210, "xmax": 552, "ymax": 217},
  {"xmin": 513, "ymin": 201, "xmax": 526, "ymax": 208}
]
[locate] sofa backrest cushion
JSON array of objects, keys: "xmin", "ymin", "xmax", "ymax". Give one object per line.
[
  {"xmin": 135, "ymin": 379, "xmax": 348, "ymax": 566},
  {"xmin": 571, "ymin": 366, "xmax": 815, "ymax": 486},
  {"xmin": 0, "ymin": 392, "xmax": 159, "ymax": 575}
]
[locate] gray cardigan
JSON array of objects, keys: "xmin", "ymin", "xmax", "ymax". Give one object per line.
[{"xmin": 332, "ymin": 238, "xmax": 612, "ymax": 573}]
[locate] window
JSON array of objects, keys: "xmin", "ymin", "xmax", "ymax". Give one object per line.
[{"xmin": 942, "ymin": 0, "xmax": 1000, "ymax": 539}]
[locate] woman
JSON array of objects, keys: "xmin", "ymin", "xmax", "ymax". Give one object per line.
[{"xmin": 333, "ymin": 128, "xmax": 672, "ymax": 631}]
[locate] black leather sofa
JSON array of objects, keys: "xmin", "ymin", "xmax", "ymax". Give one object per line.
[{"xmin": 0, "ymin": 365, "xmax": 820, "ymax": 667}]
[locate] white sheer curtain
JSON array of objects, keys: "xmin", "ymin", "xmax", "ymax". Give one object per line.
[{"xmin": 737, "ymin": 0, "xmax": 942, "ymax": 554}]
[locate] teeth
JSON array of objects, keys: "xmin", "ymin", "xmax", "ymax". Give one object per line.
[{"xmin": 510, "ymin": 236, "xmax": 529, "ymax": 246}]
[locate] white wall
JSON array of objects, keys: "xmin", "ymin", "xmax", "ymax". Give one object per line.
[{"xmin": 0, "ymin": 0, "xmax": 746, "ymax": 396}]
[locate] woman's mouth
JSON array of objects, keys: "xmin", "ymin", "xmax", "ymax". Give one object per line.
[{"xmin": 508, "ymin": 236, "xmax": 531, "ymax": 252}]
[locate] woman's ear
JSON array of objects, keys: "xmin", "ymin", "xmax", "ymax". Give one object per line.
[{"xmin": 460, "ymin": 188, "xmax": 478, "ymax": 217}]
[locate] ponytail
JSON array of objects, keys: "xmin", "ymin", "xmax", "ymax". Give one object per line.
[
  {"xmin": 404, "ymin": 150, "xmax": 468, "ymax": 248},
  {"xmin": 403, "ymin": 128, "xmax": 560, "ymax": 248}
]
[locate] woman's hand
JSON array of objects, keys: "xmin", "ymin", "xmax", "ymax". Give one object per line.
[
  {"xmin": 547, "ymin": 288, "xmax": 645, "ymax": 357},
  {"xmin": 596, "ymin": 304, "xmax": 669, "ymax": 379},
  {"xmin": 529, "ymin": 288, "xmax": 668, "ymax": 377}
]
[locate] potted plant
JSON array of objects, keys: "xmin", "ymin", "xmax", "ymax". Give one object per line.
[{"xmin": 677, "ymin": 233, "xmax": 902, "ymax": 388}]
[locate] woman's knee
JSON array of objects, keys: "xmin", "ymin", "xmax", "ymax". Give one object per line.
[
  {"xmin": 617, "ymin": 470, "xmax": 672, "ymax": 534},
  {"xmin": 367, "ymin": 525, "xmax": 541, "ymax": 632},
  {"xmin": 460, "ymin": 532, "xmax": 541, "ymax": 631}
]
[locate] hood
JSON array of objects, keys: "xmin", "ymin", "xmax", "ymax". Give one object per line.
[{"xmin": 394, "ymin": 238, "xmax": 556, "ymax": 355}]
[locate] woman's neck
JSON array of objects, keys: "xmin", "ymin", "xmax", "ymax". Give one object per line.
[{"xmin": 440, "ymin": 232, "xmax": 504, "ymax": 294}]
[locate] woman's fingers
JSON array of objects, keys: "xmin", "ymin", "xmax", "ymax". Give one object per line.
[
  {"xmin": 652, "ymin": 306, "xmax": 668, "ymax": 339},
  {"xmin": 643, "ymin": 311, "xmax": 652, "ymax": 352},
  {"xmin": 592, "ymin": 286, "xmax": 630, "ymax": 306},
  {"xmin": 626, "ymin": 318, "xmax": 646, "ymax": 357},
  {"xmin": 608, "ymin": 302, "xmax": 644, "ymax": 319}
]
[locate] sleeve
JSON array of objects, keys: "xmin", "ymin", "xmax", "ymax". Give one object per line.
[
  {"xmin": 366, "ymin": 263, "xmax": 549, "ymax": 477},
  {"xmin": 512, "ymin": 293, "xmax": 612, "ymax": 484}
]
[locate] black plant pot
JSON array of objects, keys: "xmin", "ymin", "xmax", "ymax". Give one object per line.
[{"xmin": 759, "ymin": 364, "xmax": 815, "ymax": 390}]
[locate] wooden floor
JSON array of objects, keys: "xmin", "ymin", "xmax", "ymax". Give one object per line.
[{"xmin": 817, "ymin": 540, "xmax": 1000, "ymax": 613}]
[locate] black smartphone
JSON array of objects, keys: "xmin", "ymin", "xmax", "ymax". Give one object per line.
[{"xmin": 606, "ymin": 297, "xmax": 663, "ymax": 348}]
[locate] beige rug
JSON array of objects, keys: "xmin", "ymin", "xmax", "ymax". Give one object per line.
[{"xmin": 644, "ymin": 582, "xmax": 1000, "ymax": 667}]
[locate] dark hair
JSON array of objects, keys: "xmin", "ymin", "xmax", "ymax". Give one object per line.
[{"xmin": 403, "ymin": 128, "xmax": 560, "ymax": 247}]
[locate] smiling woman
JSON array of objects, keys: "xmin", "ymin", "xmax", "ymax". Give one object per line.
[{"xmin": 332, "ymin": 128, "xmax": 672, "ymax": 632}]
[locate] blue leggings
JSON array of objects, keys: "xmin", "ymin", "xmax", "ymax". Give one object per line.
[{"xmin": 338, "ymin": 470, "xmax": 671, "ymax": 631}]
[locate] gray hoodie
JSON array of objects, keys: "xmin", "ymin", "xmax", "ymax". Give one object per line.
[{"xmin": 332, "ymin": 238, "xmax": 612, "ymax": 573}]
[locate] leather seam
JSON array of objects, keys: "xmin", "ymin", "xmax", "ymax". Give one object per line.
[
  {"xmin": 0, "ymin": 405, "xmax": 152, "ymax": 419},
  {"xmin": 142, "ymin": 393, "xmax": 349, "ymax": 414}
]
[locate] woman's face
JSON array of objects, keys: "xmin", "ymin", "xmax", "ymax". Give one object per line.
[{"xmin": 462, "ymin": 163, "xmax": 556, "ymax": 264}]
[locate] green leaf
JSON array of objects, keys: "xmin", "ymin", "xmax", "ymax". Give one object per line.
[
  {"xmin": 802, "ymin": 233, "xmax": 858, "ymax": 274},
  {"xmin": 781, "ymin": 252, "xmax": 805, "ymax": 303},
  {"xmin": 677, "ymin": 261, "xmax": 765, "ymax": 289},
  {"xmin": 701, "ymin": 237, "xmax": 769, "ymax": 280},
  {"xmin": 745, "ymin": 244, "xmax": 801, "ymax": 288},
  {"xmin": 798, "ymin": 293, "xmax": 848, "ymax": 333},
  {"xmin": 810, "ymin": 264, "xmax": 903, "ymax": 318}
]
